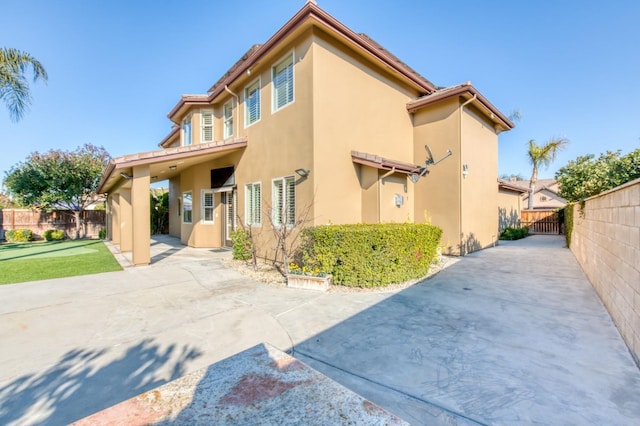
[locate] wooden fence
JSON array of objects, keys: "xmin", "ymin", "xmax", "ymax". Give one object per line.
[
  {"xmin": 0, "ymin": 209, "xmax": 105, "ymax": 240},
  {"xmin": 520, "ymin": 209, "xmax": 563, "ymax": 234}
]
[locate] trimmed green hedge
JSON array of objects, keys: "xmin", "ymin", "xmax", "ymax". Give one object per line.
[
  {"xmin": 231, "ymin": 228, "xmax": 253, "ymax": 260},
  {"xmin": 298, "ymin": 223, "xmax": 442, "ymax": 288},
  {"xmin": 5, "ymin": 229, "xmax": 33, "ymax": 243},
  {"xmin": 499, "ymin": 226, "xmax": 529, "ymax": 240},
  {"xmin": 44, "ymin": 229, "xmax": 65, "ymax": 241},
  {"xmin": 564, "ymin": 203, "xmax": 575, "ymax": 248}
]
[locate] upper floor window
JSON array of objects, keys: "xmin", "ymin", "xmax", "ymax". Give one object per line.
[
  {"xmin": 245, "ymin": 79, "xmax": 261, "ymax": 127},
  {"xmin": 201, "ymin": 190, "xmax": 214, "ymax": 223},
  {"xmin": 223, "ymin": 101, "xmax": 234, "ymax": 138},
  {"xmin": 272, "ymin": 52, "xmax": 294, "ymax": 111},
  {"xmin": 201, "ymin": 109, "xmax": 213, "ymax": 143},
  {"xmin": 272, "ymin": 176, "xmax": 295, "ymax": 227},
  {"xmin": 182, "ymin": 191, "xmax": 193, "ymax": 223},
  {"xmin": 182, "ymin": 115, "xmax": 192, "ymax": 146},
  {"xmin": 245, "ymin": 182, "xmax": 261, "ymax": 226}
]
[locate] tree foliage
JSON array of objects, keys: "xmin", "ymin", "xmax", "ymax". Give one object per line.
[
  {"xmin": 526, "ymin": 138, "xmax": 569, "ymax": 209},
  {"xmin": 0, "ymin": 47, "xmax": 48, "ymax": 121},
  {"xmin": 3, "ymin": 144, "xmax": 110, "ymax": 237},
  {"xmin": 150, "ymin": 188, "xmax": 169, "ymax": 235},
  {"xmin": 555, "ymin": 149, "xmax": 640, "ymax": 202}
]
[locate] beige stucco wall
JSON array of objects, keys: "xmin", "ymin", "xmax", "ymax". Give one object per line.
[
  {"xmin": 311, "ymin": 30, "xmax": 418, "ymax": 225},
  {"xmin": 570, "ymin": 178, "xmax": 640, "ymax": 363},
  {"xmin": 412, "ymin": 99, "xmax": 461, "ymax": 254},
  {"xmin": 498, "ymin": 188, "xmax": 522, "ymax": 230},
  {"xmin": 460, "ymin": 106, "xmax": 499, "ymax": 253}
]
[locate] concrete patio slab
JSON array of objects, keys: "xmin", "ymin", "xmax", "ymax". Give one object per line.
[
  {"xmin": 1, "ymin": 235, "xmax": 639, "ymax": 425},
  {"xmin": 72, "ymin": 343, "xmax": 407, "ymax": 425}
]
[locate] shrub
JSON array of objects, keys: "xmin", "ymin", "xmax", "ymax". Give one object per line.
[
  {"xmin": 499, "ymin": 226, "xmax": 529, "ymax": 240},
  {"xmin": 563, "ymin": 203, "xmax": 575, "ymax": 248},
  {"xmin": 231, "ymin": 228, "xmax": 253, "ymax": 260},
  {"xmin": 5, "ymin": 229, "xmax": 33, "ymax": 243},
  {"xmin": 43, "ymin": 229, "xmax": 65, "ymax": 241},
  {"xmin": 298, "ymin": 223, "xmax": 442, "ymax": 288},
  {"xmin": 98, "ymin": 228, "xmax": 107, "ymax": 239}
]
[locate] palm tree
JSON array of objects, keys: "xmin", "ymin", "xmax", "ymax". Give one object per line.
[
  {"xmin": 0, "ymin": 47, "xmax": 48, "ymax": 121},
  {"xmin": 527, "ymin": 138, "xmax": 568, "ymax": 210}
]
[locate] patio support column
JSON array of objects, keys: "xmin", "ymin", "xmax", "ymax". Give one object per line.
[
  {"xmin": 120, "ymin": 188, "xmax": 133, "ymax": 253},
  {"xmin": 110, "ymin": 193, "xmax": 121, "ymax": 244},
  {"xmin": 131, "ymin": 165, "xmax": 151, "ymax": 266}
]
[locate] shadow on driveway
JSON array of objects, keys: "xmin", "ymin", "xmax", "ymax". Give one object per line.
[{"xmin": 0, "ymin": 339, "xmax": 202, "ymax": 425}]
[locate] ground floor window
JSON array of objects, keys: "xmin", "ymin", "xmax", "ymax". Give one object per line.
[
  {"xmin": 272, "ymin": 176, "xmax": 295, "ymax": 226},
  {"xmin": 182, "ymin": 191, "xmax": 192, "ymax": 223},
  {"xmin": 202, "ymin": 190, "xmax": 214, "ymax": 223},
  {"xmin": 245, "ymin": 182, "xmax": 261, "ymax": 226}
]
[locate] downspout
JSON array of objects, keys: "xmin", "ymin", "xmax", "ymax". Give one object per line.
[
  {"xmin": 225, "ymin": 85, "xmax": 239, "ymax": 138},
  {"xmin": 459, "ymin": 94, "xmax": 476, "ymax": 254}
]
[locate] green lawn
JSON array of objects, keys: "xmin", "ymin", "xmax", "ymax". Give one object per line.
[{"xmin": 0, "ymin": 239, "xmax": 122, "ymax": 284}]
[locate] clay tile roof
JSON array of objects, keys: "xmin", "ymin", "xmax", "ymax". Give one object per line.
[
  {"xmin": 357, "ymin": 33, "xmax": 435, "ymax": 89},
  {"xmin": 208, "ymin": 44, "xmax": 263, "ymax": 93},
  {"xmin": 351, "ymin": 150, "xmax": 422, "ymax": 174}
]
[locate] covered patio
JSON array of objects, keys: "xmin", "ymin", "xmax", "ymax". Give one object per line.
[{"xmin": 97, "ymin": 138, "xmax": 246, "ymax": 266}]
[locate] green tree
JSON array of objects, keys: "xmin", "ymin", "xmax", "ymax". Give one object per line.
[
  {"xmin": 556, "ymin": 149, "xmax": 640, "ymax": 202},
  {"xmin": 0, "ymin": 47, "xmax": 48, "ymax": 121},
  {"xmin": 3, "ymin": 144, "xmax": 111, "ymax": 238},
  {"xmin": 526, "ymin": 138, "xmax": 569, "ymax": 209},
  {"xmin": 150, "ymin": 188, "xmax": 169, "ymax": 234}
]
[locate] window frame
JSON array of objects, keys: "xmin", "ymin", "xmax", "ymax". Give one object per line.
[
  {"xmin": 272, "ymin": 51, "xmax": 295, "ymax": 113},
  {"xmin": 181, "ymin": 114, "xmax": 192, "ymax": 147},
  {"xmin": 201, "ymin": 189, "xmax": 215, "ymax": 224},
  {"xmin": 223, "ymin": 100, "xmax": 234, "ymax": 138},
  {"xmin": 244, "ymin": 182, "xmax": 262, "ymax": 227},
  {"xmin": 244, "ymin": 78, "xmax": 261, "ymax": 128},
  {"xmin": 182, "ymin": 191, "xmax": 193, "ymax": 224},
  {"xmin": 272, "ymin": 176, "xmax": 296, "ymax": 227},
  {"xmin": 200, "ymin": 109, "xmax": 214, "ymax": 143}
]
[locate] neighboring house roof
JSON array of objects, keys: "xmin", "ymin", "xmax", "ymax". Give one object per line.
[
  {"xmin": 98, "ymin": 138, "xmax": 247, "ymax": 193},
  {"xmin": 163, "ymin": 1, "xmax": 437, "ymax": 129},
  {"xmin": 407, "ymin": 82, "xmax": 514, "ymax": 132},
  {"xmin": 506, "ymin": 178, "xmax": 567, "ymax": 209},
  {"xmin": 498, "ymin": 179, "xmax": 528, "ymax": 193}
]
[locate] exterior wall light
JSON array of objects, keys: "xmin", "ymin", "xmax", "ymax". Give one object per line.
[
  {"xmin": 119, "ymin": 172, "xmax": 132, "ymax": 180},
  {"xmin": 462, "ymin": 164, "xmax": 469, "ymax": 178},
  {"xmin": 169, "ymin": 165, "xmax": 177, "ymax": 170},
  {"xmin": 295, "ymin": 168, "xmax": 310, "ymax": 177}
]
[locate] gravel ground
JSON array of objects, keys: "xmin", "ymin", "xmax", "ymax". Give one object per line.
[{"xmin": 223, "ymin": 255, "xmax": 459, "ymax": 293}]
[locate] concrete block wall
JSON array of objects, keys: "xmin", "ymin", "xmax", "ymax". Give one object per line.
[{"xmin": 570, "ymin": 178, "xmax": 640, "ymax": 363}]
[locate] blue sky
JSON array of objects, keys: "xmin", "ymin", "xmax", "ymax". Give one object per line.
[{"xmin": 2, "ymin": 0, "xmax": 639, "ymax": 184}]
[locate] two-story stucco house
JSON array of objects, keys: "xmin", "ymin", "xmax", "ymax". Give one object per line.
[{"xmin": 98, "ymin": 2, "xmax": 513, "ymax": 265}]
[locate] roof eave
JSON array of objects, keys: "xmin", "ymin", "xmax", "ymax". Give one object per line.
[{"xmin": 407, "ymin": 83, "xmax": 515, "ymax": 131}]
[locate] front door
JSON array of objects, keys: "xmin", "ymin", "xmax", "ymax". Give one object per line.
[{"xmin": 222, "ymin": 190, "xmax": 236, "ymax": 247}]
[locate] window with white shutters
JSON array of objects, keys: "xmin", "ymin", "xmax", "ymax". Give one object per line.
[
  {"xmin": 223, "ymin": 101, "xmax": 233, "ymax": 138},
  {"xmin": 202, "ymin": 190, "xmax": 214, "ymax": 223},
  {"xmin": 272, "ymin": 176, "xmax": 295, "ymax": 227},
  {"xmin": 245, "ymin": 182, "xmax": 262, "ymax": 226},
  {"xmin": 244, "ymin": 79, "xmax": 261, "ymax": 127},
  {"xmin": 182, "ymin": 115, "xmax": 192, "ymax": 146},
  {"xmin": 272, "ymin": 52, "xmax": 294, "ymax": 111},
  {"xmin": 182, "ymin": 191, "xmax": 193, "ymax": 223},
  {"xmin": 201, "ymin": 109, "xmax": 213, "ymax": 143}
]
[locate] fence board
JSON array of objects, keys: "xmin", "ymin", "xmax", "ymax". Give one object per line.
[
  {"xmin": 0, "ymin": 209, "xmax": 105, "ymax": 240},
  {"xmin": 520, "ymin": 210, "xmax": 562, "ymax": 234}
]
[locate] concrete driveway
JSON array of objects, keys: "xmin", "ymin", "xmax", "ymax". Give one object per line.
[{"xmin": 1, "ymin": 235, "xmax": 639, "ymax": 424}]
